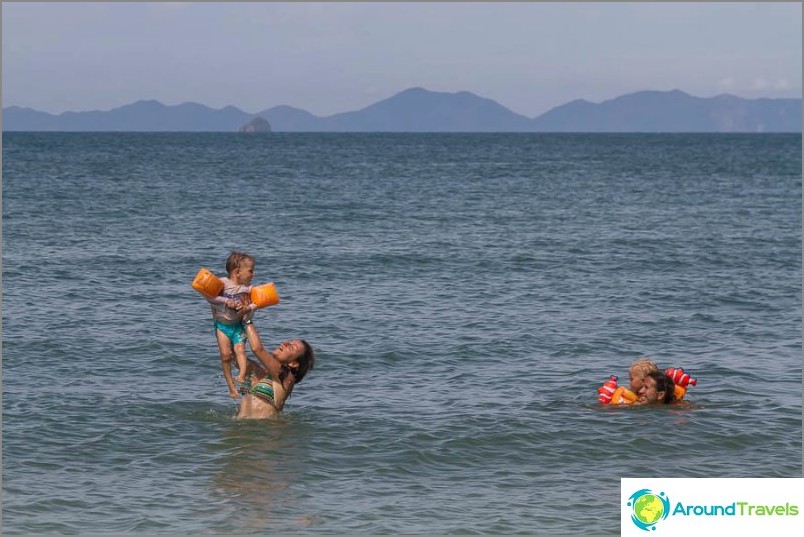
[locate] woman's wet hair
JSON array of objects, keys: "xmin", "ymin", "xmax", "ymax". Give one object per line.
[
  {"xmin": 279, "ymin": 340, "xmax": 316, "ymax": 386},
  {"xmin": 293, "ymin": 340, "xmax": 315, "ymax": 383}
]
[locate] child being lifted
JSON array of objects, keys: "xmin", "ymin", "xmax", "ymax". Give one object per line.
[{"xmin": 193, "ymin": 251, "xmax": 281, "ymax": 399}]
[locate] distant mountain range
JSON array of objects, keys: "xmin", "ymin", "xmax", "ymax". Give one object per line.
[{"xmin": 2, "ymin": 87, "xmax": 801, "ymax": 132}]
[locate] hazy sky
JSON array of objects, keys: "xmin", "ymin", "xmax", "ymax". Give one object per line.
[{"xmin": 2, "ymin": 2, "xmax": 801, "ymax": 117}]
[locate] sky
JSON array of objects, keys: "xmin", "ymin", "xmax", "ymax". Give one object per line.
[{"xmin": 2, "ymin": 2, "xmax": 801, "ymax": 118}]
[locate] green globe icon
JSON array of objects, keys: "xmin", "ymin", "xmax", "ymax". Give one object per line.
[{"xmin": 633, "ymin": 494, "xmax": 664, "ymax": 525}]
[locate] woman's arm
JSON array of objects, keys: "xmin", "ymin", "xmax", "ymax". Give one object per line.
[{"xmin": 243, "ymin": 323, "xmax": 283, "ymax": 380}]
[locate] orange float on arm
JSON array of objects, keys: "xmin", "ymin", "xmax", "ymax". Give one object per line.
[
  {"xmin": 610, "ymin": 386, "xmax": 638, "ymax": 405},
  {"xmin": 191, "ymin": 268, "xmax": 224, "ymax": 299},
  {"xmin": 249, "ymin": 282, "xmax": 281, "ymax": 309},
  {"xmin": 597, "ymin": 375, "xmax": 619, "ymax": 404},
  {"xmin": 665, "ymin": 367, "xmax": 697, "ymax": 400}
]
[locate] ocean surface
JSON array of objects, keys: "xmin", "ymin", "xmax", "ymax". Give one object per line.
[{"xmin": 2, "ymin": 132, "xmax": 802, "ymax": 535}]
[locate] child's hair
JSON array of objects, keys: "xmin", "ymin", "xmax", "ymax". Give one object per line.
[
  {"xmin": 225, "ymin": 251, "xmax": 255, "ymax": 275},
  {"xmin": 630, "ymin": 357, "xmax": 659, "ymax": 376}
]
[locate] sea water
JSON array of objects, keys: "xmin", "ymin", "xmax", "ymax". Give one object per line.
[{"xmin": 2, "ymin": 132, "xmax": 801, "ymax": 534}]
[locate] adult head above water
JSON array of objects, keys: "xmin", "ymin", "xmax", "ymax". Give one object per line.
[
  {"xmin": 274, "ymin": 339, "xmax": 315, "ymax": 384},
  {"xmin": 637, "ymin": 371, "xmax": 675, "ymax": 405}
]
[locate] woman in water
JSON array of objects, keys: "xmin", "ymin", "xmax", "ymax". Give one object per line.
[{"xmin": 237, "ymin": 329, "xmax": 316, "ymax": 419}]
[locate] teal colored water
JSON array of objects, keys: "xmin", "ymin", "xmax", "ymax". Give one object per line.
[{"xmin": 2, "ymin": 132, "xmax": 801, "ymax": 534}]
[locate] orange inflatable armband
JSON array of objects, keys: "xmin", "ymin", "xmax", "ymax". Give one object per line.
[
  {"xmin": 250, "ymin": 282, "xmax": 280, "ymax": 309},
  {"xmin": 598, "ymin": 375, "xmax": 619, "ymax": 404},
  {"xmin": 666, "ymin": 367, "xmax": 697, "ymax": 400},
  {"xmin": 192, "ymin": 268, "xmax": 224, "ymax": 299},
  {"xmin": 610, "ymin": 386, "xmax": 638, "ymax": 405},
  {"xmin": 665, "ymin": 367, "xmax": 697, "ymax": 388}
]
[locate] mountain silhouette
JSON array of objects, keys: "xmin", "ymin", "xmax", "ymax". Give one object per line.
[
  {"xmin": 3, "ymin": 100, "xmax": 252, "ymax": 132},
  {"xmin": 296, "ymin": 87, "xmax": 534, "ymax": 132},
  {"xmin": 532, "ymin": 89, "xmax": 802, "ymax": 132},
  {"xmin": 3, "ymin": 88, "xmax": 801, "ymax": 132}
]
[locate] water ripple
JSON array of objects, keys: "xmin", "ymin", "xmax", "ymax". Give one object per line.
[{"xmin": 3, "ymin": 132, "xmax": 801, "ymax": 534}]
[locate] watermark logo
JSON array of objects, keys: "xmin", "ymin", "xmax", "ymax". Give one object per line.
[
  {"xmin": 622, "ymin": 479, "xmax": 804, "ymax": 535},
  {"xmin": 627, "ymin": 489, "xmax": 671, "ymax": 531}
]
